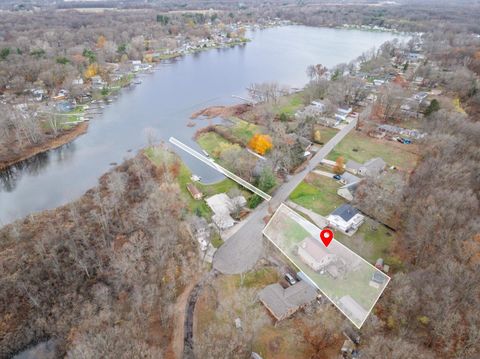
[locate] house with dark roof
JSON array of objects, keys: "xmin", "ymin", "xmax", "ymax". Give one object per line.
[
  {"xmin": 327, "ymin": 204, "xmax": 365, "ymax": 233},
  {"xmin": 345, "ymin": 157, "xmax": 386, "ymax": 177},
  {"xmin": 258, "ymin": 281, "xmax": 318, "ymax": 321}
]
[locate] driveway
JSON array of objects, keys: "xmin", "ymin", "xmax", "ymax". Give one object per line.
[{"xmin": 213, "ymin": 119, "xmax": 357, "ymax": 274}]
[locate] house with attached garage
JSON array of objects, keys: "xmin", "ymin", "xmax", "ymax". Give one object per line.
[
  {"xmin": 327, "ymin": 204, "xmax": 365, "ymax": 234},
  {"xmin": 258, "ymin": 281, "xmax": 318, "ymax": 321},
  {"xmin": 345, "ymin": 157, "xmax": 386, "ymax": 177}
]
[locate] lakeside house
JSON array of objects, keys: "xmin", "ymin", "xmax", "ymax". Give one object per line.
[
  {"xmin": 258, "ymin": 281, "xmax": 317, "ymax": 321},
  {"xmin": 206, "ymin": 193, "xmax": 246, "ymax": 231},
  {"xmin": 327, "ymin": 204, "xmax": 365, "ymax": 234}
]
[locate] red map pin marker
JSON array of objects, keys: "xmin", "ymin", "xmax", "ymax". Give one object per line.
[{"xmin": 320, "ymin": 228, "xmax": 333, "ymax": 247}]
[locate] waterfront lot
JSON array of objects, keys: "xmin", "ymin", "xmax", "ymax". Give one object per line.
[{"xmin": 263, "ymin": 204, "xmax": 390, "ymax": 328}]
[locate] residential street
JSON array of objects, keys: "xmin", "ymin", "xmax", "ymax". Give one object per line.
[{"xmin": 213, "ymin": 119, "xmax": 357, "ymax": 274}]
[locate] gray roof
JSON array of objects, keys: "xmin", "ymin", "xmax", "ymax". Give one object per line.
[
  {"xmin": 362, "ymin": 157, "xmax": 386, "ymax": 175},
  {"xmin": 258, "ymin": 281, "xmax": 317, "ymax": 320},
  {"xmin": 341, "ymin": 172, "xmax": 361, "ymax": 185},
  {"xmin": 340, "ymin": 181, "xmax": 359, "ymax": 195},
  {"xmin": 346, "ymin": 159, "xmax": 362, "ymax": 170},
  {"xmin": 331, "ymin": 204, "xmax": 359, "ymax": 222}
]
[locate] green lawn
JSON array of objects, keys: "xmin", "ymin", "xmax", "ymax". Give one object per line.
[
  {"xmin": 196, "ymin": 132, "xmax": 235, "ymax": 158},
  {"xmin": 327, "ymin": 131, "xmax": 418, "ymax": 171},
  {"xmin": 145, "ymin": 146, "xmax": 252, "ymax": 219},
  {"xmin": 313, "ymin": 125, "xmax": 339, "ymax": 145},
  {"xmin": 229, "ymin": 117, "xmax": 258, "ymax": 145},
  {"xmin": 289, "ymin": 175, "xmax": 344, "ymax": 216},
  {"xmin": 275, "ymin": 93, "xmax": 304, "ymax": 116},
  {"xmin": 335, "ymin": 220, "xmax": 395, "ymax": 265}
]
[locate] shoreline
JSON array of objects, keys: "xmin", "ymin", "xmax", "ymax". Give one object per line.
[{"xmin": 0, "ymin": 122, "xmax": 88, "ymax": 172}]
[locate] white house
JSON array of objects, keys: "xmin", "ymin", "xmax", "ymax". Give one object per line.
[
  {"xmin": 327, "ymin": 204, "xmax": 365, "ymax": 234},
  {"xmin": 297, "ymin": 237, "xmax": 337, "ymax": 272}
]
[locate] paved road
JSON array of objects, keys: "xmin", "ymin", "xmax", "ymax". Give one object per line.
[{"xmin": 213, "ymin": 119, "xmax": 357, "ymax": 274}]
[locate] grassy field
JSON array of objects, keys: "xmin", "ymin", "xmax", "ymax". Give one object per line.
[
  {"xmin": 313, "ymin": 125, "xmax": 339, "ymax": 145},
  {"xmin": 196, "ymin": 132, "xmax": 233, "ymax": 158},
  {"xmin": 289, "ymin": 174, "xmax": 344, "ymax": 216},
  {"xmin": 326, "ymin": 131, "xmax": 418, "ymax": 170},
  {"xmin": 227, "ymin": 117, "xmax": 258, "ymax": 145}
]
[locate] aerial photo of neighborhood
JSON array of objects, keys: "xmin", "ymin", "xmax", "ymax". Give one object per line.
[{"xmin": 0, "ymin": 1, "xmax": 479, "ymax": 359}]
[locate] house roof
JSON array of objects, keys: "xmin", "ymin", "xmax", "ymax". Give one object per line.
[
  {"xmin": 330, "ymin": 204, "xmax": 359, "ymax": 222},
  {"xmin": 258, "ymin": 281, "xmax": 317, "ymax": 320},
  {"xmin": 339, "ymin": 181, "xmax": 360, "ymax": 195},
  {"xmin": 186, "ymin": 183, "xmax": 202, "ymax": 197},
  {"xmin": 363, "ymin": 157, "xmax": 386, "ymax": 174},
  {"xmin": 341, "ymin": 172, "xmax": 361, "ymax": 185},
  {"xmin": 346, "ymin": 159, "xmax": 362, "ymax": 170},
  {"xmin": 299, "ymin": 237, "xmax": 333, "ymax": 262}
]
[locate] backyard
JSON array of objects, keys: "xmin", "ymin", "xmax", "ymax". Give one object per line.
[
  {"xmin": 144, "ymin": 146, "xmax": 250, "ymax": 218},
  {"xmin": 327, "ymin": 130, "xmax": 419, "ymax": 171}
]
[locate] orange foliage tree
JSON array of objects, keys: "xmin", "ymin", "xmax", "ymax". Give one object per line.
[
  {"xmin": 248, "ymin": 134, "xmax": 272, "ymax": 155},
  {"xmin": 333, "ymin": 156, "xmax": 345, "ymax": 174}
]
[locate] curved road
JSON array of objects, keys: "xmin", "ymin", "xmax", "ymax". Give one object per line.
[{"xmin": 213, "ymin": 119, "xmax": 357, "ymax": 274}]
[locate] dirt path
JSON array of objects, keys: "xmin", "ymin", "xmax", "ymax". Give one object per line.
[{"xmin": 167, "ymin": 278, "xmax": 200, "ymax": 359}]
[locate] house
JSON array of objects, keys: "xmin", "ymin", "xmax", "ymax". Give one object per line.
[
  {"xmin": 339, "ymin": 172, "xmax": 361, "ymax": 185},
  {"xmin": 72, "ymin": 78, "xmax": 84, "ymax": 86},
  {"xmin": 327, "ymin": 204, "xmax": 365, "ymax": 234},
  {"xmin": 298, "ymin": 237, "xmax": 338, "ymax": 272},
  {"xmin": 338, "ymin": 295, "xmax": 368, "ymax": 325},
  {"xmin": 369, "ymin": 271, "xmax": 388, "ymax": 289},
  {"xmin": 346, "ymin": 158, "xmax": 386, "ymax": 177},
  {"xmin": 413, "ymin": 91, "xmax": 428, "ymax": 102},
  {"xmin": 189, "ymin": 216, "xmax": 210, "ymax": 251},
  {"xmin": 186, "ymin": 183, "xmax": 203, "ymax": 200},
  {"xmin": 341, "ymin": 338, "xmax": 357, "ymax": 358},
  {"xmin": 91, "ymin": 75, "xmax": 105, "ymax": 89},
  {"xmin": 337, "ymin": 182, "xmax": 360, "ymax": 202},
  {"xmin": 206, "ymin": 193, "xmax": 246, "ymax": 230},
  {"xmin": 258, "ymin": 281, "xmax": 317, "ymax": 321}
]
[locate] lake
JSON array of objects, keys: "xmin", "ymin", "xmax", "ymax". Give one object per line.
[{"xmin": 0, "ymin": 26, "xmax": 405, "ymax": 224}]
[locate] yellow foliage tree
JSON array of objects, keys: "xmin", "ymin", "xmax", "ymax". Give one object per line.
[
  {"xmin": 248, "ymin": 134, "xmax": 272, "ymax": 155},
  {"xmin": 84, "ymin": 63, "xmax": 99, "ymax": 79},
  {"xmin": 333, "ymin": 156, "xmax": 345, "ymax": 175},
  {"xmin": 96, "ymin": 35, "xmax": 106, "ymax": 49},
  {"xmin": 313, "ymin": 129, "xmax": 321, "ymax": 143}
]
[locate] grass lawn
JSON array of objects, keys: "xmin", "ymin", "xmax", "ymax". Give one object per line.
[
  {"xmin": 335, "ymin": 220, "xmax": 395, "ymax": 264},
  {"xmin": 196, "ymin": 131, "xmax": 235, "ymax": 158},
  {"xmin": 145, "ymin": 145, "xmax": 251, "ymax": 219},
  {"xmin": 274, "ymin": 93, "xmax": 304, "ymax": 117},
  {"xmin": 313, "ymin": 125, "xmax": 339, "ymax": 145},
  {"xmin": 228, "ymin": 117, "xmax": 258, "ymax": 145},
  {"xmin": 289, "ymin": 174, "xmax": 344, "ymax": 216},
  {"xmin": 326, "ymin": 131, "xmax": 418, "ymax": 171}
]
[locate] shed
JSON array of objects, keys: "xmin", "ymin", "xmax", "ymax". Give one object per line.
[{"xmin": 186, "ymin": 183, "xmax": 203, "ymax": 200}]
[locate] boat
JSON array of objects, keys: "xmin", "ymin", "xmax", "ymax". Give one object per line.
[
  {"xmin": 202, "ymin": 150, "xmax": 210, "ymax": 157},
  {"xmin": 191, "ymin": 175, "xmax": 201, "ymax": 182}
]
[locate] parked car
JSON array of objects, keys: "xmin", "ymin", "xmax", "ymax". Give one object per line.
[
  {"xmin": 284, "ymin": 273, "xmax": 297, "ymax": 285},
  {"xmin": 333, "ymin": 174, "xmax": 342, "ymax": 180}
]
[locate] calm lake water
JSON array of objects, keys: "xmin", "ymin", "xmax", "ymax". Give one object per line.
[{"xmin": 0, "ymin": 26, "xmax": 404, "ymax": 224}]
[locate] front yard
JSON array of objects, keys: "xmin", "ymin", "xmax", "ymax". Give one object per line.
[{"xmin": 289, "ymin": 174, "xmax": 344, "ymax": 216}]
